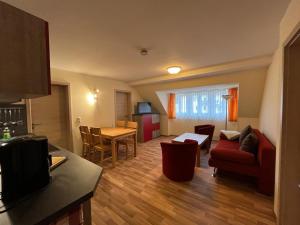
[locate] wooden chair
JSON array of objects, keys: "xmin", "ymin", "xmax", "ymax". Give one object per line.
[
  {"xmin": 79, "ymin": 125, "xmax": 89, "ymax": 133},
  {"xmin": 116, "ymin": 121, "xmax": 137, "ymax": 159},
  {"xmin": 116, "ymin": 120, "xmax": 126, "ymax": 127},
  {"xmin": 80, "ymin": 131, "xmax": 93, "ymax": 159},
  {"xmin": 90, "ymin": 127, "xmax": 112, "ymax": 163}
]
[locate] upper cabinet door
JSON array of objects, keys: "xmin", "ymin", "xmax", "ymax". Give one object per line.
[{"xmin": 0, "ymin": 2, "xmax": 51, "ymax": 102}]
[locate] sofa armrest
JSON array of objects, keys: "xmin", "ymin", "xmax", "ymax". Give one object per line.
[{"xmin": 257, "ymin": 145, "xmax": 276, "ymax": 195}]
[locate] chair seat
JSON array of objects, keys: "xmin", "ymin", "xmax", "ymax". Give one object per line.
[
  {"xmin": 94, "ymin": 143, "xmax": 111, "ymax": 152},
  {"xmin": 215, "ymin": 140, "xmax": 240, "ymax": 150}
]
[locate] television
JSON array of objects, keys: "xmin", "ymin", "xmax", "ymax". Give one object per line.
[{"xmin": 137, "ymin": 102, "xmax": 152, "ymax": 114}]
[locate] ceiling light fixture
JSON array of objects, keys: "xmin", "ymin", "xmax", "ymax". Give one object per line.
[
  {"xmin": 167, "ymin": 66, "xmax": 182, "ymax": 74},
  {"xmin": 140, "ymin": 48, "xmax": 148, "ymax": 56}
]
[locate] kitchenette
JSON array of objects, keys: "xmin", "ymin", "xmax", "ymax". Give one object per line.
[{"xmin": 0, "ymin": 2, "xmax": 102, "ymax": 225}]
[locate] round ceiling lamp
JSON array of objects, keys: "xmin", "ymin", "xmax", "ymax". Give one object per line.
[
  {"xmin": 167, "ymin": 66, "xmax": 182, "ymax": 74},
  {"xmin": 140, "ymin": 48, "xmax": 148, "ymax": 56}
]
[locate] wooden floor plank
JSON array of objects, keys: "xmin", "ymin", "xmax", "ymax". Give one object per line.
[{"xmin": 91, "ymin": 136, "xmax": 276, "ymax": 225}]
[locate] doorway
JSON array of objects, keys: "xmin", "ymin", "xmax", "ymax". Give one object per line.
[
  {"xmin": 279, "ymin": 30, "xmax": 300, "ymax": 224},
  {"xmin": 115, "ymin": 90, "xmax": 131, "ymax": 122},
  {"xmin": 30, "ymin": 84, "xmax": 72, "ymax": 150}
]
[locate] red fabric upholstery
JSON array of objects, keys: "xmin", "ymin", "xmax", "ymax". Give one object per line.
[
  {"xmin": 194, "ymin": 124, "xmax": 215, "ymax": 150},
  {"xmin": 210, "ymin": 147, "xmax": 257, "ymax": 165},
  {"xmin": 209, "ymin": 129, "xmax": 276, "ymax": 195},
  {"xmin": 161, "ymin": 140, "xmax": 198, "ymax": 182},
  {"xmin": 215, "ymin": 140, "xmax": 240, "ymax": 150}
]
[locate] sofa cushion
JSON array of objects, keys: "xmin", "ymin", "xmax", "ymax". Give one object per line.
[
  {"xmin": 240, "ymin": 132, "xmax": 259, "ymax": 155},
  {"xmin": 239, "ymin": 125, "xmax": 252, "ymax": 144},
  {"xmin": 220, "ymin": 130, "xmax": 240, "ymax": 141},
  {"xmin": 215, "ymin": 140, "xmax": 240, "ymax": 150},
  {"xmin": 210, "ymin": 147, "xmax": 257, "ymax": 165}
]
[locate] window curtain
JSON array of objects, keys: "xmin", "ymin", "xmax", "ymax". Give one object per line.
[
  {"xmin": 228, "ymin": 87, "xmax": 238, "ymax": 121},
  {"xmin": 168, "ymin": 93, "xmax": 176, "ymax": 119},
  {"xmin": 175, "ymin": 88, "xmax": 227, "ymax": 120}
]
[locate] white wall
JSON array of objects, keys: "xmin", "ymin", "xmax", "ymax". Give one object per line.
[
  {"xmin": 259, "ymin": 50, "xmax": 282, "ymax": 144},
  {"xmin": 168, "ymin": 117, "xmax": 259, "ymax": 139},
  {"xmin": 51, "ymin": 68, "xmax": 143, "ymax": 155},
  {"xmin": 259, "ymin": 0, "xmax": 300, "ymax": 217},
  {"xmin": 136, "ymin": 68, "xmax": 267, "ymax": 136}
]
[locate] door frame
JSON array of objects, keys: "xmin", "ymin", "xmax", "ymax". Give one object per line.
[
  {"xmin": 114, "ymin": 89, "xmax": 132, "ymax": 125},
  {"xmin": 27, "ymin": 81, "xmax": 74, "ymax": 152},
  {"xmin": 279, "ymin": 28, "xmax": 300, "ymax": 224}
]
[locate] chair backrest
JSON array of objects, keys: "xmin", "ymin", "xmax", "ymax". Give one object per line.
[
  {"xmin": 127, "ymin": 121, "xmax": 138, "ymax": 129},
  {"xmin": 160, "ymin": 140, "xmax": 198, "ymax": 179},
  {"xmin": 194, "ymin": 124, "xmax": 215, "ymax": 141},
  {"xmin": 90, "ymin": 127, "xmax": 103, "ymax": 146},
  {"xmin": 79, "ymin": 126, "xmax": 89, "ymax": 133},
  {"xmin": 116, "ymin": 120, "xmax": 126, "ymax": 127},
  {"xmin": 80, "ymin": 131, "xmax": 91, "ymax": 145}
]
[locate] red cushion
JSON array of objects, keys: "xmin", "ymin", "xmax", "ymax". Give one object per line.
[
  {"xmin": 209, "ymin": 158, "xmax": 259, "ymax": 177},
  {"xmin": 211, "ymin": 146, "xmax": 256, "ymax": 165},
  {"xmin": 215, "ymin": 140, "xmax": 240, "ymax": 150}
]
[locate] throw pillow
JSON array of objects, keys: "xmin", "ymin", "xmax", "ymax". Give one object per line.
[
  {"xmin": 240, "ymin": 132, "xmax": 259, "ymax": 155},
  {"xmin": 220, "ymin": 130, "xmax": 240, "ymax": 141},
  {"xmin": 239, "ymin": 125, "xmax": 252, "ymax": 144}
]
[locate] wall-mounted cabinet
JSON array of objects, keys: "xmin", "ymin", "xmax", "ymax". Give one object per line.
[{"xmin": 0, "ymin": 2, "xmax": 51, "ymax": 102}]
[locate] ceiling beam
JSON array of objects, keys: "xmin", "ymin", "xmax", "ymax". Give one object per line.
[{"xmin": 128, "ymin": 55, "xmax": 272, "ymax": 86}]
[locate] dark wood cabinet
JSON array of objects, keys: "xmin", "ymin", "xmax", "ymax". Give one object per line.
[{"xmin": 0, "ymin": 2, "xmax": 51, "ymax": 102}]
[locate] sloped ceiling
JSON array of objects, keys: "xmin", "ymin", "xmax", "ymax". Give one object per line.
[{"xmin": 3, "ymin": 0, "xmax": 290, "ymax": 81}]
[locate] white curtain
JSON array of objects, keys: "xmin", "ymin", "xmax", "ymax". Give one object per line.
[{"xmin": 175, "ymin": 88, "xmax": 228, "ymax": 120}]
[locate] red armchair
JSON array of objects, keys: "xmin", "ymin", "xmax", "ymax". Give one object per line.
[
  {"xmin": 161, "ymin": 140, "xmax": 198, "ymax": 181},
  {"xmin": 194, "ymin": 124, "xmax": 215, "ymax": 151},
  {"xmin": 209, "ymin": 129, "xmax": 276, "ymax": 195}
]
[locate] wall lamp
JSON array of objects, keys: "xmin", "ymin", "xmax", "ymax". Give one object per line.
[{"xmin": 87, "ymin": 88, "xmax": 100, "ymax": 105}]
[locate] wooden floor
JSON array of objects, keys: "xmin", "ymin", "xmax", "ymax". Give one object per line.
[{"xmin": 91, "ymin": 136, "xmax": 276, "ymax": 225}]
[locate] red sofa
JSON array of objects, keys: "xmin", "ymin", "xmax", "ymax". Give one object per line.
[
  {"xmin": 161, "ymin": 140, "xmax": 198, "ymax": 182},
  {"xmin": 209, "ymin": 129, "xmax": 276, "ymax": 195}
]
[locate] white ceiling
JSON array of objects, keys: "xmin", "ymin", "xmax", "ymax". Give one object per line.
[{"xmin": 3, "ymin": 0, "xmax": 290, "ymax": 81}]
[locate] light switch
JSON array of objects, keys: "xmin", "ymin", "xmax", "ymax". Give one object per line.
[{"xmin": 76, "ymin": 117, "xmax": 81, "ymax": 124}]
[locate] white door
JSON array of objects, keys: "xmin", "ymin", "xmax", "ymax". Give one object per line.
[
  {"xmin": 31, "ymin": 85, "xmax": 71, "ymax": 150},
  {"xmin": 115, "ymin": 91, "xmax": 131, "ymax": 121}
]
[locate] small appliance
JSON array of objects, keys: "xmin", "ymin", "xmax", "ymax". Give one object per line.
[
  {"xmin": 0, "ymin": 135, "xmax": 50, "ymax": 202},
  {"xmin": 137, "ymin": 102, "xmax": 152, "ymax": 114}
]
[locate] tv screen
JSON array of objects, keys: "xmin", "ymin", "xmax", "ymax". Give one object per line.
[{"xmin": 137, "ymin": 102, "xmax": 152, "ymax": 114}]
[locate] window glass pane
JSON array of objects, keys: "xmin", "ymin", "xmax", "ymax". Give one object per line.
[{"xmin": 174, "ymin": 87, "xmax": 229, "ymax": 120}]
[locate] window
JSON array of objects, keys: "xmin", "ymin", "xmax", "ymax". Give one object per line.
[{"xmin": 175, "ymin": 88, "xmax": 228, "ymax": 120}]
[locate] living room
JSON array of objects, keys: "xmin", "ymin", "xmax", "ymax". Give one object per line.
[{"xmin": 0, "ymin": 0, "xmax": 299, "ymax": 225}]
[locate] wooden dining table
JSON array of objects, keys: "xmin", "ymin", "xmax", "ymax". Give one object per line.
[{"xmin": 100, "ymin": 127, "xmax": 137, "ymax": 167}]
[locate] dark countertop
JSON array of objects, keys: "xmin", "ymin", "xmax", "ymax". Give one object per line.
[{"xmin": 0, "ymin": 145, "xmax": 103, "ymax": 225}]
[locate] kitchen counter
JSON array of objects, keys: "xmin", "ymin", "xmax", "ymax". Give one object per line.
[{"xmin": 0, "ymin": 144, "xmax": 103, "ymax": 225}]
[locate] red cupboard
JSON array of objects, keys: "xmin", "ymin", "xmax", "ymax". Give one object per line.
[{"xmin": 132, "ymin": 113, "xmax": 160, "ymax": 142}]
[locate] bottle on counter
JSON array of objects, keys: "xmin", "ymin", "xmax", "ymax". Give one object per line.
[{"xmin": 3, "ymin": 127, "xmax": 11, "ymax": 140}]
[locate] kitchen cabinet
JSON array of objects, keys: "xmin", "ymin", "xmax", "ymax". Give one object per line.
[{"xmin": 0, "ymin": 2, "xmax": 51, "ymax": 102}]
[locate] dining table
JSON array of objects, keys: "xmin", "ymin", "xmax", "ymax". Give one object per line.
[{"xmin": 100, "ymin": 127, "xmax": 137, "ymax": 167}]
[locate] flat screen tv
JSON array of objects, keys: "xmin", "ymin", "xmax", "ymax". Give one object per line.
[{"xmin": 137, "ymin": 102, "xmax": 152, "ymax": 114}]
